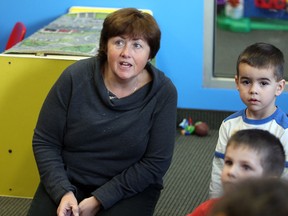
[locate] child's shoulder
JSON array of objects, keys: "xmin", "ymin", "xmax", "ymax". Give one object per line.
[
  {"xmin": 186, "ymin": 198, "xmax": 220, "ymax": 216},
  {"xmin": 274, "ymin": 107, "xmax": 288, "ymax": 129},
  {"xmin": 222, "ymin": 107, "xmax": 288, "ymax": 128},
  {"xmin": 223, "ymin": 110, "xmax": 244, "ymax": 122}
]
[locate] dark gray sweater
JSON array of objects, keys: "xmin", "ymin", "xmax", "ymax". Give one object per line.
[{"xmin": 33, "ymin": 57, "xmax": 177, "ymax": 209}]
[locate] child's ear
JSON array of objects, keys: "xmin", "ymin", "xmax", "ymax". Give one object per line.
[
  {"xmin": 276, "ymin": 79, "xmax": 286, "ymax": 96},
  {"xmin": 235, "ymin": 75, "xmax": 239, "ymax": 90}
]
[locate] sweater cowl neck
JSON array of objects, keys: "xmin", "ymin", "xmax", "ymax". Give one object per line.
[{"xmin": 94, "ymin": 60, "xmax": 166, "ymax": 111}]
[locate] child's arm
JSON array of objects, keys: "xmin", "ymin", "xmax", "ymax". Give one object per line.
[
  {"xmin": 209, "ymin": 123, "xmax": 228, "ymax": 198},
  {"xmin": 209, "ymin": 155, "xmax": 224, "ymax": 198},
  {"xmin": 280, "ymin": 134, "xmax": 288, "ymax": 180}
]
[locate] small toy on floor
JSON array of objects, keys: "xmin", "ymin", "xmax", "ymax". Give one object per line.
[
  {"xmin": 179, "ymin": 117, "xmax": 195, "ymax": 135},
  {"xmin": 179, "ymin": 118, "xmax": 209, "ymax": 136}
]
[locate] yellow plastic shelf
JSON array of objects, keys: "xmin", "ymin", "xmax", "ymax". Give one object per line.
[{"xmin": 0, "ymin": 54, "xmax": 79, "ymax": 198}]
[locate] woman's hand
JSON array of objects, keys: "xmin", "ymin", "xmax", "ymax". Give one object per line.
[
  {"xmin": 78, "ymin": 196, "xmax": 101, "ymax": 216},
  {"xmin": 57, "ymin": 191, "xmax": 79, "ymax": 216}
]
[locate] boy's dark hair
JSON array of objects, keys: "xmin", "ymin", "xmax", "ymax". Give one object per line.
[
  {"xmin": 227, "ymin": 129, "xmax": 285, "ymax": 177},
  {"xmin": 97, "ymin": 8, "xmax": 161, "ymax": 66},
  {"xmin": 236, "ymin": 42, "xmax": 284, "ymax": 81},
  {"xmin": 210, "ymin": 178, "xmax": 288, "ymax": 216}
]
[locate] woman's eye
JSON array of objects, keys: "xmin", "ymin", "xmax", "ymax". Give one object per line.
[
  {"xmin": 133, "ymin": 43, "xmax": 142, "ymax": 49},
  {"xmin": 115, "ymin": 40, "xmax": 125, "ymax": 47}
]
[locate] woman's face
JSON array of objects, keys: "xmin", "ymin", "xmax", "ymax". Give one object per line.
[{"xmin": 106, "ymin": 35, "xmax": 150, "ymax": 81}]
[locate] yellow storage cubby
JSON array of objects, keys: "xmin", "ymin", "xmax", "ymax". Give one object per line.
[{"xmin": 0, "ymin": 54, "xmax": 84, "ymax": 198}]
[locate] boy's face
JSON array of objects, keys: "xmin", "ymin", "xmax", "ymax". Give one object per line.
[
  {"xmin": 221, "ymin": 144, "xmax": 264, "ymax": 193},
  {"xmin": 235, "ymin": 63, "xmax": 285, "ymax": 119}
]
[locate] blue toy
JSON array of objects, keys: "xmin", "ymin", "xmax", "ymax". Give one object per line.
[{"xmin": 179, "ymin": 117, "xmax": 195, "ymax": 135}]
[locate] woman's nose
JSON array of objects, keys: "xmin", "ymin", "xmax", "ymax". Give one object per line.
[{"xmin": 120, "ymin": 45, "xmax": 131, "ymax": 58}]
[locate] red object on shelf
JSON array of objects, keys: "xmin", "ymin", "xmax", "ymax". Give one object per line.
[
  {"xmin": 5, "ymin": 22, "xmax": 26, "ymax": 50},
  {"xmin": 254, "ymin": 0, "xmax": 286, "ymax": 10},
  {"xmin": 227, "ymin": 0, "xmax": 241, "ymax": 7}
]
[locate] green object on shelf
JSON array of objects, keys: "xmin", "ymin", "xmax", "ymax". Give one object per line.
[{"xmin": 217, "ymin": 15, "xmax": 288, "ymax": 32}]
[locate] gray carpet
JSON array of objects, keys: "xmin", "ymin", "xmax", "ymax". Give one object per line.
[
  {"xmin": 0, "ymin": 130, "xmax": 218, "ymax": 216},
  {"xmin": 154, "ymin": 130, "xmax": 218, "ymax": 216},
  {"xmin": 0, "ymin": 196, "xmax": 32, "ymax": 216}
]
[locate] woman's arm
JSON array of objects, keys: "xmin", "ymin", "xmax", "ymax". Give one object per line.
[{"xmin": 33, "ymin": 67, "xmax": 76, "ymax": 204}]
